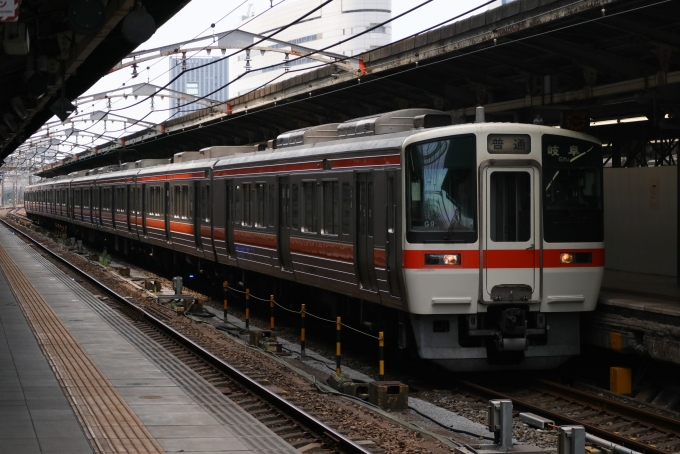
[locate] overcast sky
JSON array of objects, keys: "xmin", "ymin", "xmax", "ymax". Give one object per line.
[{"xmin": 74, "ymin": 1, "xmax": 489, "ymax": 143}]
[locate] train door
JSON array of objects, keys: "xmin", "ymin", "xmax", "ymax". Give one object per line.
[
  {"xmin": 278, "ymin": 176, "xmax": 292, "ymax": 271},
  {"xmin": 482, "ymin": 165, "xmax": 541, "ymax": 303},
  {"xmin": 356, "ymin": 172, "xmax": 378, "ymax": 292},
  {"xmin": 164, "ymin": 182, "xmax": 171, "ymax": 241},
  {"xmin": 385, "ymin": 170, "xmax": 401, "ymax": 297}
]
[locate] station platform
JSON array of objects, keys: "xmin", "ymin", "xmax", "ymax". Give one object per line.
[
  {"xmin": 0, "ymin": 224, "xmax": 295, "ymax": 454},
  {"xmin": 583, "ymin": 269, "xmax": 680, "ymax": 365}
]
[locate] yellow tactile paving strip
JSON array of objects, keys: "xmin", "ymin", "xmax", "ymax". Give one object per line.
[{"xmin": 0, "ymin": 244, "xmax": 165, "ymax": 454}]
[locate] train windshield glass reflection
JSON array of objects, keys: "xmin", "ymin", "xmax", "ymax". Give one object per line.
[
  {"xmin": 542, "ymin": 134, "xmax": 603, "ymax": 242},
  {"xmin": 406, "ymin": 135, "xmax": 477, "ymax": 243}
]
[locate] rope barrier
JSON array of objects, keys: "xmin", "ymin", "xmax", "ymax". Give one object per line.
[{"xmin": 225, "ymin": 286, "xmax": 379, "ymax": 340}]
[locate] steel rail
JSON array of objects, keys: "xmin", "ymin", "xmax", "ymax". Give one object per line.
[
  {"xmin": 1, "ymin": 218, "xmax": 372, "ymax": 454},
  {"xmin": 533, "ymin": 379, "xmax": 680, "ymax": 434},
  {"xmin": 458, "ymin": 380, "xmax": 673, "ymax": 454}
]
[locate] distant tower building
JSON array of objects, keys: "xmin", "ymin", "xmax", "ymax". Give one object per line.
[
  {"xmin": 230, "ymin": 0, "xmax": 392, "ymax": 97},
  {"xmin": 169, "ymin": 56, "xmax": 229, "ymax": 115}
]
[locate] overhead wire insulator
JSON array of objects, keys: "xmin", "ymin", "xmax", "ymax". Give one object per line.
[
  {"xmin": 182, "ymin": 52, "xmax": 187, "ymax": 70},
  {"xmin": 245, "ymin": 49, "xmax": 251, "ymax": 72},
  {"xmin": 284, "ymin": 53, "xmax": 290, "ymax": 72}
]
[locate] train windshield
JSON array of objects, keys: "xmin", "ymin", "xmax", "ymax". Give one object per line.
[
  {"xmin": 406, "ymin": 135, "xmax": 477, "ymax": 243},
  {"xmin": 542, "ymin": 134, "xmax": 603, "ymax": 242}
]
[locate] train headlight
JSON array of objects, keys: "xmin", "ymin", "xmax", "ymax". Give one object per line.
[
  {"xmin": 425, "ymin": 253, "xmax": 461, "ymax": 266},
  {"xmin": 560, "ymin": 252, "xmax": 592, "ymax": 264}
]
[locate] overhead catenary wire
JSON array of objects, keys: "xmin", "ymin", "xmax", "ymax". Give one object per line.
[
  {"xmin": 93, "ymin": 0, "xmax": 264, "ymax": 112},
  {"xmin": 107, "ymin": 0, "xmax": 335, "ymax": 113},
  {"xmin": 23, "ymin": 0, "xmax": 492, "ymax": 167},
  {"xmin": 31, "ymin": 0, "xmax": 664, "ymax": 170},
  {"xmin": 110, "ymin": 0, "xmax": 457, "ymax": 114},
  {"xmin": 124, "ymin": 0, "xmax": 670, "ymax": 150}
]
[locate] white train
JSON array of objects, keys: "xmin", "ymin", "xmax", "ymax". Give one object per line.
[{"xmin": 25, "ymin": 108, "xmax": 604, "ymax": 370}]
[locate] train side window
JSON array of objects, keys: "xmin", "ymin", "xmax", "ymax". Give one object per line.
[
  {"xmin": 342, "ymin": 183, "xmax": 351, "ymax": 235},
  {"xmin": 255, "ymin": 183, "xmax": 265, "ymax": 228},
  {"xmin": 367, "ymin": 182, "xmax": 374, "ymax": 237},
  {"xmin": 322, "ymin": 181, "xmax": 339, "ymax": 236},
  {"xmin": 268, "ymin": 184, "xmax": 275, "ymax": 227},
  {"xmin": 173, "ymin": 186, "xmax": 180, "ymax": 218},
  {"xmin": 242, "ymin": 184, "xmax": 252, "ymax": 226},
  {"xmin": 200, "ymin": 186, "xmax": 206, "ymax": 222},
  {"xmin": 154, "ymin": 187, "xmax": 159, "ymax": 215},
  {"xmin": 182, "ymin": 185, "xmax": 189, "ymax": 219},
  {"xmin": 291, "ymin": 184, "xmax": 299, "ymax": 230},
  {"xmin": 200, "ymin": 186, "xmax": 210, "ymax": 222},
  {"xmin": 301, "ymin": 182, "xmax": 317, "ymax": 233},
  {"xmin": 234, "ymin": 185, "xmax": 242, "ymax": 225}
]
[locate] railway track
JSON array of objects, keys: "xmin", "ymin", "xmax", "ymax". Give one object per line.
[
  {"xmin": 459, "ymin": 379, "xmax": 680, "ymax": 454},
  {"xmin": 0, "ymin": 217, "xmax": 378, "ymax": 454},
  {"xmin": 9, "ymin": 211, "xmax": 680, "ymax": 454}
]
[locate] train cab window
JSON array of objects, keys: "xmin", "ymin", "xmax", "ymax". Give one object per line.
[
  {"xmin": 406, "ymin": 135, "xmax": 477, "ymax": 243},
  {"xmin": 322, "ymin": 181, "xmax": 339, "ymax": 235},
  {"xmin": 342, "ymin": 183, "xmax": 351, "ymax": 235},
  {"xmin": 542, "ymin": 135, "xmax": 603, "ymax": 242},
  {"xmin": 268, "ymin": 184, "xmax": 275, "ymax": 227},
  {"xmin": 489, "ymin": 172, "xmax": 531, "ymax": 242},
  {"xmin": 255, "ymin": 183, "xmax": 265, "ymax": 228},
  {"xmin": 291, "ymin": 184, "xmax": 299, "ymax": 230},
  {"xmin": 301, "ymin": 182, "xmax": 317, "ymax": 233}
]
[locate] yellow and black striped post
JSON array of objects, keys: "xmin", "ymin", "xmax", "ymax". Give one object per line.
[
  {"xmin": 300, "ymin": 304, "xmax": 306, "ymax": 358},
  {"xmin": 270, "ymin": 295, "xmax": 275, "ymax": 330},
  {"xmin": 378, "ymin": 331, "xmax": 385, "ymax": 377},
  {"xmin": 336, "ymin": 316, "xmax": 342, "ymax": 375},
  {"xmin": 222, "ymin": 281, "xmax": 228, "ymax": 322},
  {"xmin": 245, "ymin": 288, "xmax": 250, "ymax": 330}
]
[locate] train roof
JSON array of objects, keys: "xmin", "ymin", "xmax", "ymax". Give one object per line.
[{"xmin": 27, "ymin": 120, "xmax": 600, "ymax": 189}]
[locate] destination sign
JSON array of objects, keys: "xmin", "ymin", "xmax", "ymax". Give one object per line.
[{"xmin": 486, "ymin": 134, "xmax": 531, "ymax": 154}]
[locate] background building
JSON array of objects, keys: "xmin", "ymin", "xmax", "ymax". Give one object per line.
[
  {"xmin": 230, "ymin": 0, "xmax": 392, "ymax": 97},
  {"xmin": 169, "ymin": 57, "xmax": 229, "ymax": 115}
]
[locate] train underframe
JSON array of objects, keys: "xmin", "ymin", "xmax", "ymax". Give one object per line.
[{"xmin": 31, "ymin": 215, "xmax": 579, "ymax": 371}]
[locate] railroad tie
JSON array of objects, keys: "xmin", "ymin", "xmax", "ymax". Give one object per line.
[{"xmin": 0, "ymin": 244, "xmax": 165, "ymax": 454}]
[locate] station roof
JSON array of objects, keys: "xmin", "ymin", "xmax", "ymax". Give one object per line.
[
  {"xmin": 0, "ymin": 0, "xmax": 191, "ymax": 166},
  {"xmin": 37, "ymin": 0, "xmax": 680, "ymax": 177}
]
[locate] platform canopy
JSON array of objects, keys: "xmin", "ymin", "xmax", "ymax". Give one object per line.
[{"xmin": 0, "ymin": 0, "xmax": 192, "ymax": 170}]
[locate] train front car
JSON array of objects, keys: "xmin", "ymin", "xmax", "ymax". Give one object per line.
[{"xmin": 402, "ymin": 123, "xmax": 604, "ymax": 370}]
